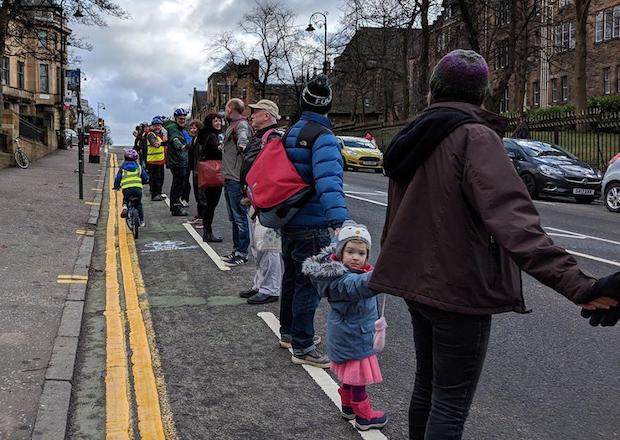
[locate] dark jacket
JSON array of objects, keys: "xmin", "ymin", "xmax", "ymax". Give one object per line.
[
  {"xmin": 283, "ymin": 111, "xmax": 349, "ymax": 229},
  {"xmin": 303, "ymin": 246, "xmax": 378, "ymax": 363},
  {"xmin": 369, "ymin": 101, "xmax": 596, "ymax": 315},
  {"xmin": 164, "ymin": 121, "xmax": 188, "ymax": 169},
  {"xmin": 196, "ymin": 132, "xmax": 223, "ymax": 161}
]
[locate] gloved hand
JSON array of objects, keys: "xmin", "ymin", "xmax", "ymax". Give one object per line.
[
  {"xmin": 580, "ymin": 307, "xmax": 620, "ymax": 327},
  {"xmin": 576, "ymin": 272, "xmax": 620, "ymax": 304}
]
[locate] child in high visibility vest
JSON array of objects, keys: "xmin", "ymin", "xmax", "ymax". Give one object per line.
[{"xmin": 114, "ymin": 149, "xmax": 149, "ymax": 226}]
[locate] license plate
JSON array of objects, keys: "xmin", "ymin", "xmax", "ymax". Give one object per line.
[
  {"xmin": 573, "ymin": 188, "xmax": 595, "ymax": 195},
  {"xmin": 362, "ymin": 161, "xmax": 376, "ymax": 166}
]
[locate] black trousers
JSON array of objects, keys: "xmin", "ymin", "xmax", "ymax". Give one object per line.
[
  {"xmin": 201, "ymin": 186, "xmax": 223, "ymax": 233},
  {"xmin": 169, "ymin": 166, "xmax": 187, "ymax": 211},
  {"xmin": 182, "ymin": 167, "xmax": 192, "ymax": 203},
  {"xmin": 407, "ymin": 301, "xmax": 491, "ymax": 440},
  {"xmin": 192, "ymin": 172, "xmax": 206, "ymax": 218},
  {"xmin": 147, "ymin": 164, "xmax": 165, "ymax": 198}
]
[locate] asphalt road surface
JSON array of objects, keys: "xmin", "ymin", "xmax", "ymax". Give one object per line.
[{"xmin": 69, "ymin": 155, "xmax": 619, "ymax": 440}]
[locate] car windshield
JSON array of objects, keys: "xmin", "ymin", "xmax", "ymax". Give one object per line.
[
  {"xmin": 343, "ymin": 138, "xmax": 376, "ymax": 149},
  {"xmin": 514, "ymin": 140, "xmax": 571, "ymax": 158}
]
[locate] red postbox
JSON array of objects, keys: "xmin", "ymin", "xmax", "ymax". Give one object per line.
[{"xmin": 88, "ymin": 129, "xmax": 104, "ymax": 163}]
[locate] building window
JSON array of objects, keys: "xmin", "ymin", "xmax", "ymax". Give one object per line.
[
  {"xmin": 559, "ymin": 0, "xmax": 573, "ymax": 7},
  {"xmin": 561, "ymin": 75, "xmax": 569, "ymax": 102},
  {"xmin": 555, "ymin": 22, "xmax": 575, "ymax": 52},
  {"xmin": 496, "ymin": 3, "xmax": 510, "ymax": 26},
  {"xmin": 436, "ymin": 32, "xmax": 447, "ymax": 54},
  {"xmin": 605, "ymin": 8, "xmax": 614, "ymax": 40},
  {"xmin": 39, "ymin": 63, "xmax": 49, "ymax": 93},
  {"xmin": 17, "ymin": 61, "xmax": 24, "ymax": 89},
  {"xmin": 499, "ymin": 87, "xmax": 509, "ymax": 113},
  {"xmin": 38, "ymin": 30, "xmax": 48, "ymax": 48},
  {"xmin": 603, "ymin": 68, "xmax": 611, "ymax": 94},
  {"xmin": 614, "ymin": 6, "xmax": 620, "ymax": 38},
  {"xmin": 242, "ymin": 88, "xmax": 247, "ymax": 99},
  {"xmin": 551, "ymin": 78, "xmax": 559, "ymax": 103},
  {"xmin": 495, "ymin": 40, "xmax": 509, "ymax": 70},
  {"xmin": 596, "ymin": 12, "xmax": 604, "ymax": 42},
  {"xmin": 532, "ymin": 81, "xmax": 540, "ymax": 106},
  {"xmin": 597, "ymin": 7, "xmax": 620, "ymax": 42},
  {"xmin": 617, "ymin": 65, "xmax": 620, "ymax": 93},
  {"xmin": 1, "ymin": 57, "xmax": 9, "ymax": 85}
]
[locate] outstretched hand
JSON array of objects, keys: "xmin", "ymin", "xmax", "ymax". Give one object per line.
[{"xmin": 577, "ymin": 272, "xmax": 620, "ymax": 327}]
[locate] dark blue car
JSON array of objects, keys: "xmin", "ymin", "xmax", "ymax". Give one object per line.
[{"xmin": 502, "ymin": 138, "xmax": 603, "ymax": 204}]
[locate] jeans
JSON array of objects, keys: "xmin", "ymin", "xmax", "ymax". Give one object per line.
[
  {"xmin": 407, "ymin": 301, "xmax": 491, "ymax": 440},
  {"xmin": 122, "ymin": 187, "xmax": 144, "ymax": 221},
  {"xmin": 224, "ymin": 179, "xmax": 249, "ymax": 256},
  {"xmin": 147, "ymin": 164, "xmax": 164, "ymax": 198},
  {"xmin": 280, "ymin": 227, "xmax": 330, "ymax": 356},
  {"xmin": 169, "ymin": 166, "xmax": 187, "ymax": 211}
]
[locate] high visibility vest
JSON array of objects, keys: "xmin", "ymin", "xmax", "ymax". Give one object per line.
[
  {"xmin": 120, "ymin": 166, "xmax": 143, "ymax": 190},
  {"xmin": 146, "ymin": 134, "xmax": 165, "ymax": 164}
]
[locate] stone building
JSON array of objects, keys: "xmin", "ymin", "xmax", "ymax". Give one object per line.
[{"xmin": 1, "ymin": 0, "xmax": 71, "ymax": 157}]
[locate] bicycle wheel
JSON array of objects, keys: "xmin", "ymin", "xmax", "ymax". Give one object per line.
[
  {"xmin": 14, "ymin": 149, "xmax": 29, "ymax": 169},
  {"xmin": 131, "ymin": 209, "xmax": 140, "ymax": 239}
]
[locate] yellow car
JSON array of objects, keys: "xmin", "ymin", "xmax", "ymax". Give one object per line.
[{"xmin": 338, "ymin": 136, "xmax": 384, "ymax": 173}]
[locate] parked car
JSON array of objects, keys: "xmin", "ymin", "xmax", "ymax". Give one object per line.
[
  {"xmin": 602, "ymin": 152, "xmax": 620, "ymax": 212},
  {"xmin": 338, "ymin": 136, "xmax": 383, "ymax": 173},
  {"xmin": 502, "ymin": 138, "xmax": 603, "ymax": 204}
]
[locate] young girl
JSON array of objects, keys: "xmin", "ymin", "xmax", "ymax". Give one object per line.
[{"xmin": 303, "ymin": 220, "xmax": 388, "ymax": 431}]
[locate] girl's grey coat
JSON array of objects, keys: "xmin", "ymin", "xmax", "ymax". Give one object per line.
[{"xmin": 302, "ymin": 246, "xmax": 379, "ymax": 363}]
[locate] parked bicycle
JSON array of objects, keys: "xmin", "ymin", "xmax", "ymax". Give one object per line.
[
  {"xmin": 125, "ymin": 195, "xmax": 141, "ymax": 239},
  {"xmin": 13, "ymin": 138, "xmax": 29, "ymax": 169}
]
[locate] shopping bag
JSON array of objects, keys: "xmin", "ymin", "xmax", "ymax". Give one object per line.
[
  {"xmin": 373, "ymin": 295, "xmax": 388, "ymax": 352},
  {"xmin": 254, "ymin": 218, "xmax": 282, "ymax": 252},
  {"xmin": 197, "ymin": 160, "xmax": 224, "ymax": 188}
]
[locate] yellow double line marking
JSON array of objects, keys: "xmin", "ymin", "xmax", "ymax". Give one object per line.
[{"xmin": 105, "ymin": 154, "xmax": 166, "ymax": 439}]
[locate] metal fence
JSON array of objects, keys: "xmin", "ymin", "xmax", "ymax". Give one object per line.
[
  {"xmin": 19, "ymin": 115, "xmax": 47, "ymax": 144},
  {"xmin": 505, "ymin": 110, "xmax": 620, "ymax": 171}
]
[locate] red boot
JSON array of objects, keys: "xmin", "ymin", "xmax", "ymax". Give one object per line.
[
  {"xmin": 351, "ymin": 397, "xmax": 388, "ymax": 431},
  {"xmin": 337, "ymin": 387, "xmax": 355, "ymax": 420}
]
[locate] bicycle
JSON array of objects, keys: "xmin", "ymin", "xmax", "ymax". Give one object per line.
[
  {"xmin": 125, "ymin": 195, "xmax": 141, "ymax": 239},
  {"xmin": 13, "ymin": 138, "xmax": 30, "ymax": 169}
]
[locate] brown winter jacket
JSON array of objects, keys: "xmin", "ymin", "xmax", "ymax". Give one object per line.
[{"xmin": 368, "ymin": 102, "xmax": 596, "ymax": 314}]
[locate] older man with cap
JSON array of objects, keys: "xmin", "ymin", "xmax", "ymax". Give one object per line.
[{"xmin": 238, "ymin": 99, "xmax": 284, "ymax": 305}]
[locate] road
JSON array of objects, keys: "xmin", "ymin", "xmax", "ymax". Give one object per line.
[{"xmin": 69, "ymin": 153, "xmax": 619, "ymax": 440}]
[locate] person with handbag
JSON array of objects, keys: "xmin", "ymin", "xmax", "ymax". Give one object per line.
[
  {"xmin": 196, "ymin": 113, "xmax": 224, "ymax": 242},
  {"xmin": 302, "ymin": 221, "xmax": 388, "ymax": 431},
  {"xmin": 238, "ymin": 100, "xmax": 284, "ymax": 305},
  {"xmin": 187, "ymin": 119, "xmax": 205, "ymax": 226}
]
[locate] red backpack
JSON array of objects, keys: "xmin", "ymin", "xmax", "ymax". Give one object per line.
[{"xmin": 245, "ymin": 122, "xmax": 329, "ymax": 228}]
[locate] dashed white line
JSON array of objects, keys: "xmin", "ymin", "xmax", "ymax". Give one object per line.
[
  {"xmin": 345, "ymin": 193, "xmax": 387, "ymax": 207},
  {"xmin": 182, "ymin": 223, "xmax": 231, "ymax": 272},
  {"xmin": 566, "ymin": 250, "xmax": 620, "ymax": 267},
  {"xmin": 257, "ymin": 312, "xmax": 388, "ymax": 440},
  {"xmin": 546, "ymin": 227, "xmax": 620, "ymax": 246}
]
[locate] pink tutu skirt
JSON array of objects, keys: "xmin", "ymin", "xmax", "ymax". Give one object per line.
[{"xmin": 330, "ymin": 355, "xmax": 383, "ymax": 386}]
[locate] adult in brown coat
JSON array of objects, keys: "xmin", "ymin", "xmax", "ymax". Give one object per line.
[{"xmin": 369, "ymin": 49, "xmax": 619, "ymax": 440}]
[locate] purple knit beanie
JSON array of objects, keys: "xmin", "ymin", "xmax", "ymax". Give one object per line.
[{"xmin": 429, "ymin": 49, "xmax": 489, "ymax": 105}]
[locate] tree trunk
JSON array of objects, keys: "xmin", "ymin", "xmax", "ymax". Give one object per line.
[
  {"xmin": 417, "ymin": 0, "xmax": 430, "ymax": 112},
  {"xmin": 457, "ymin": 0, "xmax": 481, "ymax": 52},
  {"xmin": 400, "ymin": 28, "xmax": 411, "ymax": 120},
  {"xmin": 574, "ymin": 0, "xmax": 592, "ymax": 116}
]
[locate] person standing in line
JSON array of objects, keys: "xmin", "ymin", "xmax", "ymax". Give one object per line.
[
  {"xmin": 196, "ymin": 113, "xmax": 225, "ymax": 243},
  {"xmin": 238, "ymin": 99, "xmax": 284, "ymax": 305},
  {"xmin": 220, "ymin": 98, "xmax": 252, "ymax": 266},
  {"xmin": 303, "ymin": 221, "xmax": 388, "ymax": 431},
  {"xmin": 165, "ymin": 108, "xmax": 190, "ymax": 216},
  {"xmin": 145, "ymin": 116, "xmax": 167, "ymax": 201},
  {"xmin": 279, "ymin": 74, "xmax": 349, "ymax": 369},
  {"xmin": 369, "ymin": 49, "xmax": 619, "ymax": 440},
  {"xmin": 181, "ymin": 123, "xmax": 193, "ymax": 208},
  {"xmin": 187, "ymin": 119, "xmax": 205, "ymax": 226}
]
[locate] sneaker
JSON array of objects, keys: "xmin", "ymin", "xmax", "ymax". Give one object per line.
[
  {"xmin": 239, "ymin": 288, "xmax": 258, "ymax": 299},
  {"xmin": 291, "ymin": 349, "xmax": 330, "ymax": 369},
  {"xmin": 160, "ymin": 193, "xmax": 168, "ymax": 199},
  {"xmin": 279, "ymin": 335, "xmax": 321, "ymax": 349},
  {"xmin": 120, "ymin": 205, "xmax": 128, "ymax": 218},
  {"xmin": 223, "ymin": 255, "xmax": 248, "ymax": 267},
  {"xmin": 247, "ymin": 292, "xmax": 278, "ymax": 305},
  {"xmin": 220, "ymin": 252, "xmax": 236, "ymax": 263},
  {"xmin": 180, "ymin": 199, "xmax": 189, "ymax": 207}
]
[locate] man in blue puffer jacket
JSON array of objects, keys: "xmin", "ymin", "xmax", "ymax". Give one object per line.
[{"xmin": 279, "ymin": 74, "xmax": 350, "ymax": 369}]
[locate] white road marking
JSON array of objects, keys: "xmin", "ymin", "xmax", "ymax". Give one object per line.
[
  {"xmin": 567, "ymin": 250, "xmax": 620, "ymax": 267},
  {"xmin": 182, "ymin": 223, "xmax": 231, "ymax": 271},
  {"xmin": 548, "ymin": 233, "xmax": 587, "ymax": 240},
  {"xmin": 163, "ymin": 197, "xmax": 170, "ymax": 208},
  {"xmin": 345, "ymin": 194, "xmax": 387, "ymax": 207},
  {"xmin": 257, "ymin": 312, "xmax": 388, "ymax": 440},
  {"xmin": 533, "ymin": 200, "xmax": 557, "ymax": 206},
  {"xmin": 546, "ymin": 227, "xmax": 620, "ymax": 246},
  {"xmin": 345, "ymin": 191, "xmax": 387, "ymax": 196}
]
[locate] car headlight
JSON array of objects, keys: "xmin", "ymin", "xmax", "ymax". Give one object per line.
[
  {"xmin": 347, "ymin": 149, "xmax": 359, "ymax": 158},
  {"xmin": 538, "ymin": 164, "xmax": 564, "ymax": 177},
  {"xmin": 596, "ymin": 170, "xmax": 603, "ymax": 179}
]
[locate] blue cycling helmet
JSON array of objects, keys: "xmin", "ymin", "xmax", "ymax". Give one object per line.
[
  {"xmin": 151, "ymin": 116, "xmax": 163, "ymax": 125},
  {"xmin": 173, "ymin": 108, "xmax": 188, "ymax": 117}
]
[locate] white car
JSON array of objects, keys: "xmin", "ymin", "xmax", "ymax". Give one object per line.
[{"xmin": 602, "ymin": 152, "xmax": 620, "ymax": 212}]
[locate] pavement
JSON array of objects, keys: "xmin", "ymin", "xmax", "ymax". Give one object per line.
[
  {"xmin": 68, "ymin": 155, "xmax": 619, "ymax": 440},
  {"xmin": 0, "ymin": 148, "xmax": 106, "ymax": 439}
]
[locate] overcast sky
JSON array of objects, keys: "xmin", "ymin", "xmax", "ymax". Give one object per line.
[{"xmin": 72, "ymin": 0, "xmax": 344, "ymax": 145}]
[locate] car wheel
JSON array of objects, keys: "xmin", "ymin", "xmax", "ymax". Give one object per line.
[
  {"xmin": 521, "ymin": 174, "xmax": 538, "ymax": 199},
  {"xmin": 574, "ymin": 196, "xmax": 596, "ymax": 204},
  {"xmin": 604, "ymin": 182, "xmax": 620, "ymax": 212}
]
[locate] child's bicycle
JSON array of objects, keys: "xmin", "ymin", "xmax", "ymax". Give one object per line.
[
  {"xmin": 125, "ymin": 196, "xmax": 141, "ymax": 239},
  {"xmin": 13, "ymin": 138, "xmax": 30, "ymax": 169}
]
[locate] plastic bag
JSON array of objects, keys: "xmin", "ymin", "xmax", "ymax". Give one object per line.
[
  {"xmin": 373, "ymin": 295, "xmax": 388, "ymax": 352},
  {"xmin": 253, "ymin": 218, "xmax": 282, "ymax": 252}
]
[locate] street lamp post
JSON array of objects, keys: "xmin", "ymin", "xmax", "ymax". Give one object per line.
[{"xmin": 305, "ymin": 12, "xmax": 328, "ymax": 75}]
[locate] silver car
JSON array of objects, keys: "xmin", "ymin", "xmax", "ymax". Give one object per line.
[{"xmin": 602, "ymin": 153, "xmax": 620, "ymax": 212}]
